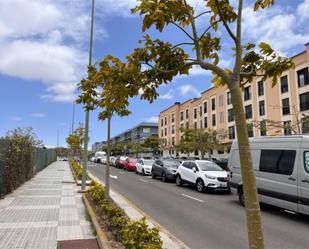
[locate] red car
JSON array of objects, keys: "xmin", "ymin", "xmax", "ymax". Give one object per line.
[
  {"xmin": 123, "ymin": 158, "xmax": 137, "ymax": 171},
  {"xmin": 116, "ymin": 156, "xmax": 127, "ymax": 169}
]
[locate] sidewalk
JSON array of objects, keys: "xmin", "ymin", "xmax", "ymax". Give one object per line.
[{"xmin": 0, "ymin": 161, "xmax": 95, "ymax": 249}]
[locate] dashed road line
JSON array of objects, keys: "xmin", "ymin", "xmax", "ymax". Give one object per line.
[
  {"xmin": 110, "ymin": 175, "xmax": 118, "ymax": 179},
  {"xmin": 138, "ymin": 179, "xmax": 148, "ymax": 183},
  {"xmin": 181, "ymin": 193, "xmax": 204, "ymax": 203}
]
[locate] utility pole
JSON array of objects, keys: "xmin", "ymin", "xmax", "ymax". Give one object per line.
[
  {"xmin": 81, "ymin": 0, "xmax": 95, "ymax": 191},
  {"xmin": 71, "ymin": 101, "xmax": 75, "ymax": 134}
]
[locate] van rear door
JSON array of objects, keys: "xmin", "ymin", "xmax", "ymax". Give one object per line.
[
  {"xmin": 258, "ymin": 149, "xmax": 298, "ymax": 212},
  {"xmin": 300, "ymin": 151, "xmax": 309, "ymax": 214}
]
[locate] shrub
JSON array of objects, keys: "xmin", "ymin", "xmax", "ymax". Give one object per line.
[
  {"xmin": 70, "ymin": 160, "xmax": 83, "ymax": 180},
  {"xmin": 87, "ymin": 181, "xmax": 163, "ymax": 249}
]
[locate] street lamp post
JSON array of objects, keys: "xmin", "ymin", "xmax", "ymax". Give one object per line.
[{"xmin": 81, "ymin": 0, "xmax": 95, "ymax": 191}]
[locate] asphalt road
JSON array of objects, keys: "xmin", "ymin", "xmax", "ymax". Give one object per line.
[{"xmin": 88, "ymin": 163, "xmax": 309, "ymax": 249}]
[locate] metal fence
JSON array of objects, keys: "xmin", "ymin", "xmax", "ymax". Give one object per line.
[{"xmin": 0, "ymin": 140, "xmax": 57, "ymax": 197}]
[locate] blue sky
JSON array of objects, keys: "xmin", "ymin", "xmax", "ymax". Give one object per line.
[{"xmin": 0, "ymin": 0, "xmax": 309, "ymax": 148}]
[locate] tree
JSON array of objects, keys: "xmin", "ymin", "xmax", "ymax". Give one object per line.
[
  {"xmin": 119, "ymin": 1, "xmax": 294, "ymax": 248},
  {"xmin": 130, "ymin": 142, "xmax": 144, "ymax": 157},
  {"xmin": 92, "ymin": 55, "xmax": 136, "ymax": 199},
  {"xmin": 143, "ymin": 136, "xmax": 160, "ymax": 155},
  {"xmin": 66, "ymin": 124, "xmax": 85, "ymax": 158}
]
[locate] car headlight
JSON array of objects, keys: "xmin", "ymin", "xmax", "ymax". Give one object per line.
[{"xmin": 205, "ymin": 174, "xmax": 216, "ymax": 180}]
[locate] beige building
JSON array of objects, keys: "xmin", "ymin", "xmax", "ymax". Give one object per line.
[{"xmin": 159, "ymin": 43, "xmax": 309, "ymax": 159}]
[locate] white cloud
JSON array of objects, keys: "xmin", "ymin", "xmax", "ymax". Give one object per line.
[
  {"xmin": 8, "ymin": 116, "xmax": 22, "ymax": 121},
  {"xmin": 30, "ymin": 113, "xmax": 46, "ymax": 118},
  {"xmin": 178, "ymin": 84, "xmax": 201, "ymax": 98},
  {"xmin": 145, "ymin": 116, "xmax": 158, "ymax": 123},
  {"xmin": 297, "ymin": 0, "xmax": 309, "ymax": 20},
  {"xmin": 158, "ymin": 89, "xmax": 174, "ymax": 100},
  {"xmin": 242, "ymin": 5, "xmax": 309, "ymax": 54}
]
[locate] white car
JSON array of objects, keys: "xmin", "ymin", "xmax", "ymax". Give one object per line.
[
  {"xmin": 94, "ymin": 151, "xmax": 106, "ymax": 164},
  {"xmin": 176, "ymin": 160, "xmax": 230, "ymax": 192},
  {"xmin": 136, "ymin": 159, "xmax": 154, "ymax": 175}
]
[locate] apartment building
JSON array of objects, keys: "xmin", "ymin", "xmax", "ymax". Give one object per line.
[{"xmin": 159, "ymin": 43, "xmax": 309, "ymax": 159}]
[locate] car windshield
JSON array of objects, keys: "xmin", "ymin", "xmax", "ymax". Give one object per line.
[
  {"xmin": 164, "ymin": 160, "xmax": 180, "ymax": 168},
  {"xmin": 129, "ymin": 159, "xmax": 136, "ymax": 162},
  {"xmin": 143, "ymin": 160, "xmax": 154, "ymax": 166},
  {"xmin": 197, "ymin": 161, "xmax": 223, "ymax": 171}
]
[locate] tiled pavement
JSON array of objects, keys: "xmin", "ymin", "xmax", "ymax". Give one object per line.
[{"xmin": 0, "ymin": 161, "xmax": 94, "ymax": 249}]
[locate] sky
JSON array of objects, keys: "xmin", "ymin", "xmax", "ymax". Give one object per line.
[{"xmin": 0, "ymin": 0, "xmax": 309, "ymax": 148}]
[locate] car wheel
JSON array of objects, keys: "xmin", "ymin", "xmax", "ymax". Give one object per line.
[
  {"xmin": 161, "ymin": 172, "xmax": 167, "ymax": 182},
  {"xmin": 238, "ymin": 187, "xmax": 245, "ymax": 206},
  {"xmin": 135, "ymin": 169, "xmax": 138, "ymax": 174},
  {"xmin": 196, "ymin": 179, "xmax": 205, "ymax": 193},
  {"xmin": 176, "ymin": 174, "xmax": 182, "ymax": 186},
  {"xmin": 151, "ymin": 171, "xmax": 156, "ymax": 179}
]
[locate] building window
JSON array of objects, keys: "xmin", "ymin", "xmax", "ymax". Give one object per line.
[
  {"xmin": 194, "ymin": 108, "xmax": 197, "ymax": 119},
  {"xmin": 172, "ymin": 137, "xmax": 175, "ymax": 146},
  {"xmin": 259, "ymin": 100, "xmax": 265, "ymax": 116},
  {"xmin": 227, "ymin": 92, "xmax": 232, "ymax": 105},
  {"xmin": 161, "ymin": 118, "xmax": 163, "ymax": 126},
  {"xmin": 199, "ymin": 106, "xmax": 202, "ymax": 116},
  {"xmin": 219, "ymin": 112, "xmax": 224, "ymax": 123},
  {"xmin": 280, "ymin": 75, "xmax": 289, "ymax": 93},
  {"xmin": 219, "ymin": 95, "xmax": 224, "ymax": 107},
  {"xmin": 300, "ymin": 92, "xmax": 309, "ymax": 111},
  {"xmin": 244, "ymin": 86, "xmax": 251, "ymax": 101},
  {"xmin": 283, "ymin": 121, "xmax": 292, "ymax": 135},
  {"xmin": 161, "ymin": 129, "xmax": 163, "ymax": 137},
  {"xmin": 204, "ymin": 101, "xmax": 208, "ymax": 113},
  {"xmin": 186, "ymin": 122, "xmax": 189, "ymax": 128},
  {"xmin": 282, "ymin": 98, "xmax": 290, "ymax": 115},
  {"xmin": 211, "ymin": 98, "xmax": 216, "ymax": 111},
  {"xmin": 212, "ymin": 114, "xmax": 216, "ymax": 126},
  {"xmin": 180, "ymin": 111, "xmax": 184, "ymax": 121},
  {"xmin": 245, "ymin": 105, "xmax": 252, "ymax": 119},
  {"xmin": 247, "ymin": 123, "xmax": 254, "ymax": 137},
  {"xmin": 297, "ymin": 67, "xmax": 309, "ymax": 87},
  {"xmin": 259, "ymin": 150, "xmax": 296, "ymax": 175},
  {"xmin": 228, "ymin": 108, "xmax": 234, "ymax": 122},
  {"xmin": 260, "ymin": 120, "xmax": 267, "ymax": 136},
  {"xmin": 194, "ymin": 122, "xmax": 197, "ymax": 129},
  {"xmin": 164, "ymin": 117, "xmax": 167, "ymax": 125},
  {"xmin": 228, "ymin": 126, "xmax": 235, "ymax": 139},
  {"xmin": 165, "ymin": 128, "xmax": 167, "ymax": 136},
  {"xmin": 172, "ymin": 125, "xmax": 175, "ymax": 134},
  {"xmin": 171, "ymin": 114, "xmax": 175, "ymax": 123},
  {"xmin": 204, "ymin": 117, "xmax": 208, "ymax": 128},
  {"xmin": 302, "ymin": 117, "xmax": 309, "ymax": 134},
  {"xmin": 258, "ymin": 81, "xmax": 264, "ymax": 96},
  {"xmin": 186, "ymin": 109, "xmax": 189, "ymax": 119},
  {"xmin": 200, "ymin": 120, "xmax": 202, "ymax": 128}
]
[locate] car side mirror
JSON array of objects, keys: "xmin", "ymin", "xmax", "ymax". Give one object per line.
[{"xmin": 193, "ymin": 167, "xmax": 197, "ymax": 173}]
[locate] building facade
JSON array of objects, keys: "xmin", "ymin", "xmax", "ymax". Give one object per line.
[
  {"xmin": 159, "ymin": 43, "xmax": 309, "ymax": 159},
  {"xmin": 92, "ymin": 141, "xmax": 107, "ymax": 153}
]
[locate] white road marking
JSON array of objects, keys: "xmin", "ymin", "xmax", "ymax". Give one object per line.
[
  {"xmin": 284, "ymin": 210, "xmax": 296, "ymax": 215},
  {"xmin": 139, "ymin": 179, "xmax": 148, "ymax": 183},
  {"xmin": 181, "ymin": 193, "xmax": 204, "ymax": 203},
  {"xmin": 110, "ymin": 175, "xmax": 118, "ymax": 179},
  {"xmin": 118, "ymin": 171, "xmax": 125, "ymax": 175}
]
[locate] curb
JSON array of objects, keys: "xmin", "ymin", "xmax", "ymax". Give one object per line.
[
  {"xmin": 88, "ymin": 172, "xmax": 190, "ymax": 249},
  {"xmin": 82, "ymin": 194, "xmax": 112, "ymax": 249},
  {"xmin": 68, "ymin": 161, "xmax": 92, "ymax": 186}
]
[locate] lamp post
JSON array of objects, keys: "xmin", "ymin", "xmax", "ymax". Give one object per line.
[{"xmin": 81, "ymin": 0, "xmax": 95, "ymax": 191}]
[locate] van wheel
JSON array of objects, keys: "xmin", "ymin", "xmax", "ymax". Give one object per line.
[
  {"xmin": 176, "ymin": 174, "xmax": 182, "ymax": 186},
  {"xmin": 161, "ymin": 173, "xmax": 167, "ymax": 182},
  {"xmin": 238, "ymin": 188, "xmax": 245, "ymax": 206},
  {"xmin": 151, "ymin": 171, "xmax": 156, "ymax": 179},
  {"xmin": 196, "ymin": 179, "xmax": 205, "ymax": 192}
]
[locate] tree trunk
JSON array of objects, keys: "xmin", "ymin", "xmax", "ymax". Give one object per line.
[
  {"xmin": 229, "ymin": 80, "xmax": 264, "ymax": 249},
  {"xmin": 105, "ymin": 115, "xmax": 111, "ymax": 199}
]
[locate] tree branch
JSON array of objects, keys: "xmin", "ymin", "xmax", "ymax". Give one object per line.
[
  {"xmin": 198, "ymin": 20, "xmax": 221, "ymax": 42},
  {"xmin": 143, "ymin": 61, "xmax": 197, "ymax": 75},
  {"xmin": 171, "ymin": 22, "xmax": 195, "ymax": 41},
  {"xmin": 171, "ymin": 42, "xmax": 195, "ymax": 49},
  {"xmin": 199, "ymin": 61, "xmax": 231, "ymax": 84},
  {"xmin": 194, "ymin": 11, "xmax": 211, "ymax": 19},
  {"xmin": 215, "ymin": 0, "xmax": 237, "ymax": 43}
]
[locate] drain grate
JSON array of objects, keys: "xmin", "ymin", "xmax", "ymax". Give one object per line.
[{"xmin": 57, "ymin": 239, "xmax": 100, "ymax": 249}]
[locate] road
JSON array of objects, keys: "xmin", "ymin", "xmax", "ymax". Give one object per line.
[{"xmin": 88, "ymin": 163, "xmax": 309, "ymax": 249}]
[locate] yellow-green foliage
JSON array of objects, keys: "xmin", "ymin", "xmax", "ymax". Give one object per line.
[
  {"xmin": 70, "ymin": 160, "xmax": 82, "ymax": 180},
  {"xmin": 87, "ymin": 181, "xmax": 162, "ymax": 248}
]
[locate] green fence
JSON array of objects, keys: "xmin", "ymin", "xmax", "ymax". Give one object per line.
[{"xmin": 0, "ymin": 140, "xmax": 57, "ymax": 198}]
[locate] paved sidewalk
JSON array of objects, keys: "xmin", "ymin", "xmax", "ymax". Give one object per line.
[{"xmin": 0, "ymin": 161, "xmax": 94, "ymax": 249}]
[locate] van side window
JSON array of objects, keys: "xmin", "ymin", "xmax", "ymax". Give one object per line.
[
  {"xmin": 304, "ymin": 151, "xmax": 309, "ymax": 173},
  {"xmin": 259, "ymin": 150, "xmax": 296, "ymax": 175}
]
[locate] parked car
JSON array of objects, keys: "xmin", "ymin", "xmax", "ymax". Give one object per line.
[
  {"xmin": 109, "ymin": 156, "xmax": 117, "ymax": 166},
  {"xmin": 229, "ymin": 136, "xmax": 309, "ymax": 215},
  {"xmin": 176, "ymin": 160, "xmax": 230, "ymax": 193},
  {"xmin": 90, "ymin": 156, "xmax": 95, "ymax": 162},
  {"xmin": 94, "ymin": 151, "xmax": 106, "ymax": 164},
  {"xmin": 212, "ymin": 158, "xmax": 229, "ymax": 171},
  {"xmin": 123, "ymin": 158, "xmax": 137, "ymax": 171},
  {"xmin": 136, "ymin": 159, "xmax": 154, "ymax": 175},
  {"xmin": 151, "ymin": 159, "xmax": 180, "ymax": 182},
  {"xmin": 116, "ymin": 156, "xmax": 127, "ymax": 169}
]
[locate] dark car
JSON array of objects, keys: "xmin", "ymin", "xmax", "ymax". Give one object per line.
[
  {"xmin": 151, "ymin": 159, "xmax": 180, "ymax": 182},
  {"xmin": 212, "ymin": 158, "xmax": 229, "ymax": 171}
]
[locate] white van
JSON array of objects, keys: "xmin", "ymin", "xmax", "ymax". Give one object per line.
[
  {"xmin": 94, "ymin": 151, "xmax": 106, "ymax": 164},
  {"xmin": 229, "ymin": 136, "xmax": 309, "ymax": 215}
]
